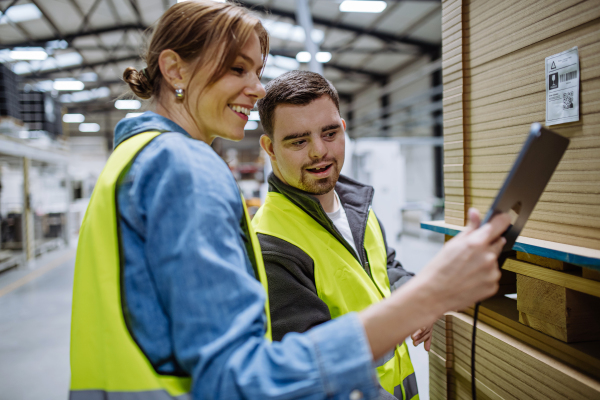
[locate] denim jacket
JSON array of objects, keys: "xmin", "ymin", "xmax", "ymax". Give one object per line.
[{"xmin": 114, "ymin": 112, "xmax": 381, "ymax": 400}]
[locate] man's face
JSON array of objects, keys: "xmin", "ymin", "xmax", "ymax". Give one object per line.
[{"xmin": 264, "ymin": 95, "xmax": 346, "ymax": 195}]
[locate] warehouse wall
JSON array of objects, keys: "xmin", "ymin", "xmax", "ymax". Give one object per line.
[{"xmin": 442, "ymin": 0, "xmax": 600, "ymax": 249}]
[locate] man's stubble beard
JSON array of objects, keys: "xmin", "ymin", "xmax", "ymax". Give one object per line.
[{"xmin": 298, "ymin": 160, "xmax": 341, "ymax": 195}]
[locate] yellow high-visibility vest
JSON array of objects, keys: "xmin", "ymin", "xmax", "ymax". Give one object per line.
[
  {"xmin": 69, "ymin": 131, "xmax": 271, "ymax": 400},
  {"xmin": 253, "ymin": 192, "xmax": 418, "ymax": 400}
]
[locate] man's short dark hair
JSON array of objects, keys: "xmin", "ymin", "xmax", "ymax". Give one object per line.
[{"xmin": 257, "ymin": 70, "xmax": 340, "ymax": 138}]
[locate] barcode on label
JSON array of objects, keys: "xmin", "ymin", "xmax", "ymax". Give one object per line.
[{"xmin": 559, "ymin": 71, "xmax": 577, "ymax": 82}]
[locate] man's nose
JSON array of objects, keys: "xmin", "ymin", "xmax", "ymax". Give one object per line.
[{"xmin": 309, "ymin": 137, "xmax": 327, "ymax": 159}]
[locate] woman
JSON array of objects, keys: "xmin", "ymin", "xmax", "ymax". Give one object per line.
[{"xmin": 69, "ymin": 1, "xmax": 510, "ymax": 399}]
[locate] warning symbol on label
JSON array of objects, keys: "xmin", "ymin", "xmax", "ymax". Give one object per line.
[{"xmin": 551, "ymin": 61, "xmax": 557, "ymax": 69}]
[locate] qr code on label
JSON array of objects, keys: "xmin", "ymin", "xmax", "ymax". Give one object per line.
[{"xmin": 563, "ymin": 91, "xmax": 574, "ymax": 109}]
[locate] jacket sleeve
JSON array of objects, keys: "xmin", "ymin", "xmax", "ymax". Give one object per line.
[
  {"xmin": 376, "ymin": 216, "xmax": 414, "ymax": 292},
  {"xmin": 257, "ymin": 233, "xmax": 332, "ymax": 341}
]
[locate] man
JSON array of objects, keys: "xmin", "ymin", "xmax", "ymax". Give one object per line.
[{"xmin": 253, "ymin": 70, "xmax": 431, "ymax": 400}]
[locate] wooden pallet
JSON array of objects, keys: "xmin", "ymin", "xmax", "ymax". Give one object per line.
[{"xmin": 504, "ymin": 254, "xmax": 600, "ymax": 342}]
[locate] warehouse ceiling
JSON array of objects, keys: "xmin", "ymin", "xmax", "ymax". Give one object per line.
[{"xmin": 0, "ymin": 0, "xmax": 441, "ymax": 145}]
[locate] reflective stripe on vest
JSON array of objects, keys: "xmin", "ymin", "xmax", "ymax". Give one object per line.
[
  {"xmin": 70, "ymin": 132, "xmax": 271, "ymax": 399},
  {"xmin": 252, "ymin": 192, "xmax": 417, "ymax": 399}
]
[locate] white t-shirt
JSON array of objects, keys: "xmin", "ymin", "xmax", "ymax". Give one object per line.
[{"xmin": 326, "ymin": 191, "xmax": 359, "ymax": 256}]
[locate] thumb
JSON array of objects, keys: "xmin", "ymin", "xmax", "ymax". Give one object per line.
[{"xmin": 466, "ymin": 208, "xmax": 481, "ymax": 231}]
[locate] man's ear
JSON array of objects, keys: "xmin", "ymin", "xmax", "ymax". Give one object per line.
[
  {"xmin": 158, "ymin": 49, "xmax": 187, "ymax": 91},
  {"xmin": 341, "ymin": 118, "xmax": 347, "ymax": 131},
  {"xmin": 260, "ymin": 134, "xmax": 276, "ymax": 162}
]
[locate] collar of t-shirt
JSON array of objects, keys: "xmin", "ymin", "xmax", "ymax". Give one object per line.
[{"xmin": 325, "ymin": 191, "xmax": 359, "ymax": 256}]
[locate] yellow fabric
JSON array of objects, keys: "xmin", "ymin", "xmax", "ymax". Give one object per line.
[
  {"xmin": 253, "ymin": 192, "xmax": 415, "ymax": 397},
  {"xmin": 70, "ymin": 131, "xmax": 271, "ymax": 396}
]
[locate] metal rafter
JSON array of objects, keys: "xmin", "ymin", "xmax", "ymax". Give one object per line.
[
  {"xmin": 0, "ymin": 24, "xmax": 146, "ymax": 49},
  {"xmin": 236, "ymin": 1, "xmax": 440, "ymax": 54},
  {"xmin": 268, "ymin": 49, "xmax": 386, "ymax": 81}
]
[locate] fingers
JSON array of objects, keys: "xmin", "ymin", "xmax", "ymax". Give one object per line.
[
  {"xmin": 479, "ymin": 212, "xmax": 511, "ymax": 243},
  {"xmin": 490, "ymin": 236, "xmax": 507, "ymax": 256},
  {"xmin": 424, "ymin": 337, "xmax": 431, "ymax": 352},
  {"xmin": 466, "ymin": 208, "xmax": 481, "ymax": 231},
  {"xmin": 412, "ymin": 326, "xmax": 433, "ymax": 347}
]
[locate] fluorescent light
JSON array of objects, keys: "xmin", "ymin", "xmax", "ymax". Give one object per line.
[
  {"xmin": 296, "ymin": 51, "xmax": 311, "ymax": 63},
  {"xmin": 244, "ymin": 121, "xmax": 258, "ymax": 131},
  {"xmin": 53, "ymin": 80, "xmax": 85, "ymax": 91},
  {"xmin": 9, "ymin": 50, "xmax": 47, "ymax": 61},
  {"xmin": 79, "ymin": 123, "xmax": 100, "ymax": 133},
  {"xmin": 340, "ymin": 1, "xmax": 387, "ymax": 13},
  {"xmin": 0, "ymin": 4, "xmax": 43, "ymax": 25},
  {"xmin": 126, "ymin": 113, "xmax": 144, "ymax": 118},
  {"xmin": 316, "ymin": 52, "xmax": 332, "ymax": 63},
  {"xmin": 115, "ymin": 100, "xmax": 142, "ymax": 110},
  {"xmin": 249, "ymin": 111, "xmax": 260, "ymax": 121},
  {"xmin": 63, "ymin": 114, "xmax": 85, "ymax": 123}
]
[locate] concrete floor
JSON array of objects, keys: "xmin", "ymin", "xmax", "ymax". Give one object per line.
[{"xmin": 0, "ymin": 232, "xmax": 444, "ymax": 400}]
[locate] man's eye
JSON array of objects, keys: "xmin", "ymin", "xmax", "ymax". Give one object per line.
[
  {"xmin": 232, "ymin": 67, "xmax": 244, "ymax": 74},
  {"xmin": 292, "ymin": 140, "xmax": 306, "ymax": 146},
  {"xmin": 325, "ymin": 131, "xmax": 336, "ymax": 138}
]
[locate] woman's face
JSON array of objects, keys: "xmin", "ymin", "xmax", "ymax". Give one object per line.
[{"xmin": 188, "ymin": 32, "xmax": 266, "ymax": 143}]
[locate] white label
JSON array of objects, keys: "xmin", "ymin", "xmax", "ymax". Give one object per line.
[{"xmin": 545, "ymin": 47, "xmax": 580, "ymax": 126}]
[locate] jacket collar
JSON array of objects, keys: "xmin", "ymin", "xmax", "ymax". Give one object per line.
[
  {"xmin": 113, "ymin": 111, "xmax": 190, "ymax": 149},
  {"xmin": 267, "ymin": 172, "xmax": 374, "ymax": 266}
]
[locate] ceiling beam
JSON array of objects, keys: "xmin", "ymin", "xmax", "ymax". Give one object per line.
[
  {"xmin": 0, "ymin": 24, "xmax": 146, "ymax": 49},
  {"xmin": 268, "ymin": 49, "xmax": 387, "ymax": 81},
  {"xmin": 236, "ymin": 1, "xmax": 440, "ymax": 55}
]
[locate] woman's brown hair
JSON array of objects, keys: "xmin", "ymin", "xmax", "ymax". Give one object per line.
[{"xmin": 123, "ymin": 0, "xmax": 269, "ymax": 100}]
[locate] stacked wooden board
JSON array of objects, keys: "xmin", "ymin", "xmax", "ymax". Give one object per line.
[
  {"xmin": 431, "ymin": 311, "xmax": 600, "ymax": 400},
  {"xmin": 441, "ymin": 0, "xmax": 600, "ymax": 250}
]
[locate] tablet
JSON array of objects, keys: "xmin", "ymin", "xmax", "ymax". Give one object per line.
[{"xmin": 480, "ymin": 123, "xmax": 570, "ymax": 258}]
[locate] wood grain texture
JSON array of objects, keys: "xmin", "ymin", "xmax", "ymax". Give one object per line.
[
  {"xmin": 516, "ymin": 251, "xmax": 568, "ymax": 270},
  {"xmin": 450, "ymin": 311, "xmax": 600, "ymax": 398},
  {"xmin": 442, "ymin": 0, "xmax": 466, "ymax": 226},
  {"xmin": 517, "ymin": 274, "xmax": 600, "ymax": 342},
  {"xmin": 464, "ymin": 296, "xmax": 600, "ymax": 379},
  {"xmin": 504, "ymin": 258, "xmax": 600, "ymax": 297}
]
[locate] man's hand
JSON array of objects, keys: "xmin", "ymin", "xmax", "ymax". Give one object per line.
[{"xmin": 411, "ymin": 324, "xmax": 433, "ymax": 351}]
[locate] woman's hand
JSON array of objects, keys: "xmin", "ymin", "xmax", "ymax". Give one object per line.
[
  {"xmin": 359, "ymin": 208, "xmax": 510, "ymax": 361},
  {"xmin": 417, "ymin": 208, "xmax": 510, "ymax": 316}
]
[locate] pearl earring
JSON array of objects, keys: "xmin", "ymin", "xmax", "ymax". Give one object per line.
[{"xmin": 175, "ymin": 87, "xmax": 184, "ymax": 100}]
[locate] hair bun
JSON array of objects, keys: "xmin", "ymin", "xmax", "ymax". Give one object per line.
[{"xmin": 123, "ymin": 67, "xmax": 153, "ymax": 99}]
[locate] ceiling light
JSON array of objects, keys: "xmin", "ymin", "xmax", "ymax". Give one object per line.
[
  {"xmin": 9, "ymin": 50, "xmax": 47, "ymax": 61},
  {"xmin": 340, "ymin": 1, "xmax": 387, "ymax": 13},
  {"xmin": 0, "ymin": 4, "xmax": 43, "ymax": 25},
  {"xmin": 296, "ymin": 51, "xmax": 311, "ymax": 63},
  {"xmin": 115, "ymin": 100, "xmax": 142, "ymax": 110},
  {"xmin": 53, "ymin": 81, "xmax": 84, "ymax": 91},
  {"xmin": 249, "ymin": 111, "xmax": 260, "ymax": 121},
  {"xmin": 79, "ymin": 123, "xmax": 100, "ymax": 133},
  {"xmin": 126, "ymin": 113, "xmax": 144, "ymax": 118},
  {"xmin": 244, "ymin": 121, "xmax": 258, "ymax": 131},
  {"xmin": 63, "ymin": 114, "xmax": 85, "ymax": 123},
  {"xmin": 316, "ymin": 52, "xmax": 332, "ymax": 63}
]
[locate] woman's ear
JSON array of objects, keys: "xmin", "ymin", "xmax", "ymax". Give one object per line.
[{"xmin": 158, "ymin": 49, "xmax": 187, "ymax": 90}]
